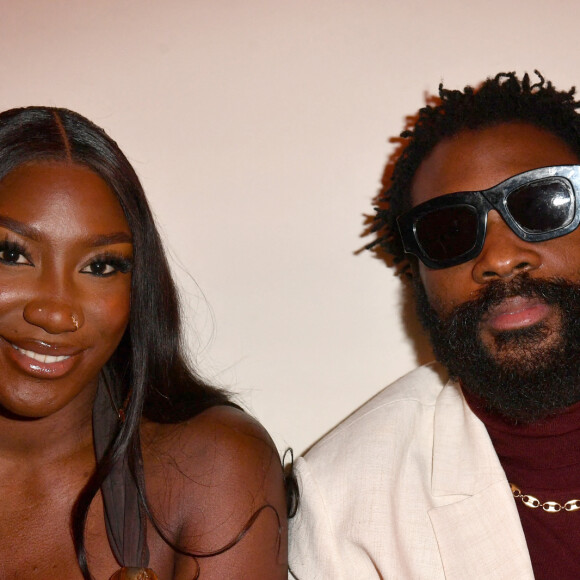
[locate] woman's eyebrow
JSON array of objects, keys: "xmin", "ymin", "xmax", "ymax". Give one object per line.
[
  {"xmin": 0, "ymin": 215, "xmax": 41, "ymax": 240},
  {"xmin": 0, "ymin": 215, "xmax": 132, "ymax": 246},
  {"xmin": 82, "ymin": 232, "xmax": 133, "ymax": 247}
]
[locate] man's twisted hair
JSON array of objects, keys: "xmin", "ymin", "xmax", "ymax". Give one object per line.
[{"xmin": 371, "ymin": 71, "xmax": 580, "ymax": 276}]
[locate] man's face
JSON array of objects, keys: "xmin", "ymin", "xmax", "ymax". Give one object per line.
[
  {"xmin": 411, "ymin": 122, "xmax": 580, "ymax": 321},
  {"xmin": 409, "ymin": 122, "xmax": 580, "ymax": 421}
]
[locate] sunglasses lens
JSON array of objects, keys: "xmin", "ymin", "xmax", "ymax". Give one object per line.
[
  {"xmin": 507, "ymin": 179, "xmax": 574, "ymax": 232},
  {"xmin": 415, "ymin": 205, "xmax": 479, "ymax": 261}
]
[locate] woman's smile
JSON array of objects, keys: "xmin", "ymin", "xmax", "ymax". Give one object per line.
[{"xmin": 3, "ymin": 338, "xmax": 84, "ymax": 378}]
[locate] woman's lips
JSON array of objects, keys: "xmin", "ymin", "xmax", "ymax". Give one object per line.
[
  {"xmin": 482, "ymin": 297, "xmax": 552, "ymax": 332},
  {"xmin": 4, "ymin": 339, "xmax": 81, "ymax": 378}
]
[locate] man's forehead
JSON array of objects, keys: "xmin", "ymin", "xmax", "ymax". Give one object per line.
[{"xmin": 410, "ymin": 123, "xmax": 580, "ymax": 208}]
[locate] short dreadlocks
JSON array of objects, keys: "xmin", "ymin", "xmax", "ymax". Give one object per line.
[{"xmin": 372, "ymin": 71, "xmax": 580, "ymax": 276}]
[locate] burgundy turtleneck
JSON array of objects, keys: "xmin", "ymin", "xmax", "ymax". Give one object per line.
[{"xmin": 463, "ymin": 387, "xmax": 580, "ymax": 579}]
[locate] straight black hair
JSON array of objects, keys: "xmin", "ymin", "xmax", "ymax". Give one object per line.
[{"xmin": 0, "ymin": 106, "xmax": 232, "ymax": 578}]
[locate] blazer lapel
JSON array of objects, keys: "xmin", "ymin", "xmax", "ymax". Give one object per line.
[
  {"xmin": 429, "ymin": 481, "xmax": 534, "ymax": 579},
  {"xmin": 428, "ymin": 382, "xmax": 534, "ymax": 579}
]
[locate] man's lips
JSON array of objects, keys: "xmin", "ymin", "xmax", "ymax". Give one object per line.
[{"xmin": 481, "ymin": 296, "xmax": 552, "ymax": 332}]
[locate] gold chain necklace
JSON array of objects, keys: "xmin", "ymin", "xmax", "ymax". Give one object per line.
[{"xmin": 510, "ymin": 483, "xmax": 580, "ymax": 513}]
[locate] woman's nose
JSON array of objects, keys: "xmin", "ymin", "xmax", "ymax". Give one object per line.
[{"xmin": 23, "ymin": 299, "xmax": 83, "ymax": 334}]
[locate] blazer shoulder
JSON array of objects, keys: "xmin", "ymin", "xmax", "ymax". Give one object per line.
[{"xmin": 303, "ymin": 362, "xmax": 452, "ymax": 462}]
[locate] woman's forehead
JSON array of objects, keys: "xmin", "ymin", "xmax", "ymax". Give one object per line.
[{"xmin": 0, "ymin": 161, "xmax": 131, "ymax": 243}]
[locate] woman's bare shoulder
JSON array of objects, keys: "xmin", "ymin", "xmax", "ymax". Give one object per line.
[
  {"xmin": 141, "ymin": 406, "xmax": 287, "ymax": 578},
  {"xmin": 142, "ymin": 405, "xmax": 282, "ymax": 484}
]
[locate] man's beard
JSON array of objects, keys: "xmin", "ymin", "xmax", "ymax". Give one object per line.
[{"xmin": 414, "ymin": 274, "xmax": 580, "ymax": 423}]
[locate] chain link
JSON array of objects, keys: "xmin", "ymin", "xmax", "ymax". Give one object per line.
[{"xmin": 510, "ymin": 483, "xmax": 580, "ymax": 513}]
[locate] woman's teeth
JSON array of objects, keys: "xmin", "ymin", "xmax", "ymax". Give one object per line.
[{"xmin": 12, "ymin": 345, "xmax": 70, "ymax": 364}]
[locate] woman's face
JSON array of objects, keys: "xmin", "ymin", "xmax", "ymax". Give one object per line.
[{"xmin": 0, "ymin": 162, "xmax": 132, "ymax": 419}]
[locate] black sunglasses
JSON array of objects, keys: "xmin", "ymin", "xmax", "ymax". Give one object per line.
[{"xmin": 397, "ymin": 165, "xmax": 580, "ymax": 269}]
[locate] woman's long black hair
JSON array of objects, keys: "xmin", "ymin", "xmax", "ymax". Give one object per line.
[{"xmin": 0, "ymin": 106, "xmax": 235, "ymax": 577}]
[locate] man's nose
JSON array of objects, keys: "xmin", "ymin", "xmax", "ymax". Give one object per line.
[{"xmin": 471, "ymin": 210, "xmax": 542, "ymax": 283}]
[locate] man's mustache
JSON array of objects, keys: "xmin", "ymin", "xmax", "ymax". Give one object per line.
[{"xmin": 448, "ymin": 274, "xmax": 578, "ymax": 322}]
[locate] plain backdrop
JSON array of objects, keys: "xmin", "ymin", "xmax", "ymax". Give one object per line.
[{"xmin": 2, "ymin": 0, "xmax": 579, "ymax": 454}]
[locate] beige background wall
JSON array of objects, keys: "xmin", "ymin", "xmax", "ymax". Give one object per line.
[{"xmin": 1, "ymin": 0, "xmax": 578, "ymax": 454}]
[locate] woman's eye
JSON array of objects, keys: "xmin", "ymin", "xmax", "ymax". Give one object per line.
[
  {"xmin": 84, "ymin": 261, "xmax": 115, "ymax": 276},
  {"xmin": 81, "ymin": 257, "xmax": 132, "ymax": 277},
  {"xmin": 0, "ymin": 246, "xmax": 30, "ymax": 265}
]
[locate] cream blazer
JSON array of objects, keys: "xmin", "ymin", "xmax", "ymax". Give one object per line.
[{"xmin": 289, "ymin": 363, "xmax": 535, "ymax": 579}]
